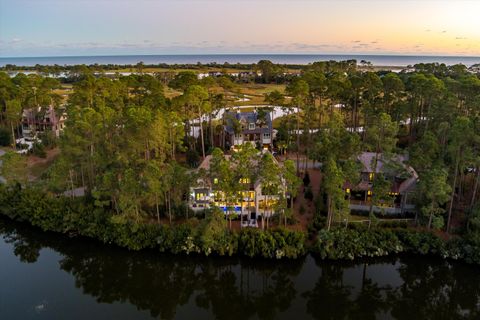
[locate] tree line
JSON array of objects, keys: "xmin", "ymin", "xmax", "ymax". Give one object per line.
[{"xmin": 1, "ymin": 60, "xmax": 480, "ymax": 235}]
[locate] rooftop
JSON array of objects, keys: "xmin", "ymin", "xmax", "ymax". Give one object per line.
[{"xmin": 224, "ymin": 111, "xmax": 272, "ymax": 134}]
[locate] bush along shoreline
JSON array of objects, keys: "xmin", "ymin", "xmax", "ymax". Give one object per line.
[
  {"xmin": 313, "ymin": 228, "xmax": 480, "ymax": 264},
  {"xmin": 1, "ymin": 185, "xmax": 479, "ymax": 263},
  {"xmin": 0, "ymin": 185, "xmax": 305, "ymax": 259}
]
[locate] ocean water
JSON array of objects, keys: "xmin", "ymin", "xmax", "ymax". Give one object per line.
[{"xmin": 1, "ymin": 54, "xmax": 479, "ymax": 67}]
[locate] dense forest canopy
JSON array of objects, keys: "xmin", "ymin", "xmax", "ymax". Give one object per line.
[{"xmin": 1, "ymin": 59, "xmax": 480, "ymax": 253}]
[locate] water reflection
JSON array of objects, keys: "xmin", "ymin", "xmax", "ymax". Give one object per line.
[{"xmin": 1, "ymin": 218, "xmax": 479, "ymax": 320}]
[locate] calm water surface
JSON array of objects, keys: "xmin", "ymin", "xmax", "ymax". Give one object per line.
[
  {"xmin": 1, "ymin": 54, "xmax": 479, "ymax": 67},
  {"xmin": 1, "ymin": 217, "xmax": 479, "ymax": 320}
]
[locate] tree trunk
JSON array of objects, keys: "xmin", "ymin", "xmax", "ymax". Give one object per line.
[
  {"xmin": 10, "ymin": 122, "xmax": 16, "ymax": 149},
  {"xmin": 209, "ymin": 113, "xmax": 214, "ymax": 148},
  {"xmin": 326, "ymin": 195, "xmax": 332, "ymax": 231},
  {"xmin": 240, "ymin": 194, "xmax": 244, "ymax": 228},
  {"xmin": 270, "ymin": 109, "xmax": 274, "ymax": 150},
  {"xmin": 447, "ymin": 156, "xmax": 460, "ymax": 233},
  {"xmin": 318, "ymin": 95, "xmax": 323, "ymax": 130},
  {"xmin": 198, "ymin": 106, "xmax": 206, "ymax": 159},
  {"xmin": 368, "ymin": 152, "xmax": 379, "ymax": 218},
  {"xmin": 353, "ymin": 93, "xmax": 358, "ymax": 132},
  {"xmin": 427, "ymin": 204, "xmax": 434, "ymax": 229},
  {"xmin": 296, "ymin": 107, "xmax": 301, "ymax": 175},
  {"xmin": 168, "ymin": 191, "xmax": 172, "ymax": 224},
  {"xmin": 261, "ymin": 198, "xmax": 266, "ymax": 230},
  {"xmin": 470, "ymin": 166, "xmax": 480, "ymax": 210},
  {"xmin": 155, "ymin": 193, "xmax": 160, "ymax": 223},
  {"xmin": 69, "ymin": 169, "xmax": 75, "ymax": 199}
]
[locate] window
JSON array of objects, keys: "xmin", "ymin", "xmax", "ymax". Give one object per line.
[
  {"xmin": 248, "ymin": 123, "xmax": 255, "ymax": 130},
  {"xmin": 369, "ymin": 173, "xmax": 374, "ymax": 181},
  {"xmin": 213, "ymin": 178, "xmax": 218, "ymax": 184},
  {"xmin": 263, "ymin": 133, "xmax": 271, "ymax": 139},
  {"xmin": 196, "ymin": 192, "xmax": 205, "ymax": 200},
  {"xmin": 345, "ymin": 188, "xmax": 350, "ymax": 194},
  {"xmin": 235, "ymin": 133, "xmax": 242, "ymax": 139},
  {"xmin": 239, "ymin": 178, "xmax": 250, "ymax": 184}
]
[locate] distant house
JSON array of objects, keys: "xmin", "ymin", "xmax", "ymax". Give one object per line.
[
  {"xmin": 22, "ymin": 105, "xmax": 66, "ymax": 138},
  {"xmin": 189, "ymin": 151, "xmax": 284, "ymax": 218},
  {"xmin": 237, "ymin": 71, "xmax": 257, "ymax": 82},
  {"xmin": 198, "ymin": 71, "xmax": 224, "ymax": 79},
  {"xmin": 469, "ymin": 64, "xmax": 480, "ymax": 73},
  {"xmin": 345, "ymin": 152, "xmax": 418, "ymax": 214},
  {"xmin": 224, "ymin": 110, "xmax": 273, "ymax": 150}
]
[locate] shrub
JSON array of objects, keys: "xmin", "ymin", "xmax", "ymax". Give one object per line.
[
  {"xmin": 32, "ymin": 142, "xmax": 46, "ymax": 158},
  {"xmin": 313, "ymin": 228, "xmax": 462, "ymax": 261},
  {"xmin": 0, "ymin": 186, "xmax": 306, "ymax": 259},
  {"xmin": 304, "ymin": 186, "xmax": 313, "ymax": 201},
  {"xmin": 303, "ymin": 172, "xmax": 310, "ymax": 186},
  {"xmin": 0, "ymin": 127, "xmax": 11, "ymax": 146},
  {"xmin": 238, "ymin": 228, "xmax": 305, "ymax": 259},
  {"xmin": 38, "ymin": 131, "xmax": 57, "ymax": 148},
  {"xmin": 2, "ymin": 185, "xmax": 480, "ymax": 264},
  {"xmin": 299, "ymin": 204, "xmax": 306, "ymax": 215},
  {"xmin": 186, "ymin": 149, "xmax": 200, "ymax": 167}
]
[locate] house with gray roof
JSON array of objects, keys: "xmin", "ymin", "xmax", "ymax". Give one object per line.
[
  {"xmin": 224, "ymin": 110, "xmax": 273, "ymax": 150},
  {"xmin": 345, "ymin": 152, "xmax": 418, "ymax": 215}
]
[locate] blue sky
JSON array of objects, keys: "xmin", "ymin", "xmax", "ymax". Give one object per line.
[{"xmin": 1, "ymin": 0, "xmax": 479, "ymax": 57}]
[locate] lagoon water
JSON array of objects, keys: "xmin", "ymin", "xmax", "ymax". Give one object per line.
[
  {"xmin": 1, "ymin": 217, "xmax": 479, "ymax": 320},
  {"xmin": 1, "ymin": 54, "xmax": 480, "ymax": 67}
]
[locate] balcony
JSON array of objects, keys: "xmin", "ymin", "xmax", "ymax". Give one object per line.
[{"xmin": 349, "ymin": 200, "xmax": 415, "ymax": 214}]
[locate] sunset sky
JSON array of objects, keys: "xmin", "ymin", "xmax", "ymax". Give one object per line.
[{"xmin": 1, "ymin": 0, "xmax": 479, "ymax": 57}]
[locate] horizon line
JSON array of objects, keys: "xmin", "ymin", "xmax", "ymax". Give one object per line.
[{"xmin": 2, "ymin": 53, "xmax": 480, "ymax": 60}]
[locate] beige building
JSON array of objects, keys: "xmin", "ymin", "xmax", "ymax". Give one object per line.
[
  {"xmin": 22, "ymin": 106, "xmax": 66, "ymax": 138},
  {"xmin": 190, "ymin": 152, "xmax": 284, "ymax": 218}
]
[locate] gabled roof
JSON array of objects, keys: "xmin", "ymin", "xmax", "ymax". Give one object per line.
[
  {"xmin": 198, "ymin": 154, "xmax": 233, "ymax": 171},
  {"xmin": 355, "ymin": 152, "xmax": 419, "ymax": 194},
  {"xmin": 358, "ymin": 152, "xmax": 409, "ymax": 173},
  {"xmin": 224, "ymin": 111, "xmax": 272, "ymax": 134},
  {"xmin": 195, "ymin": 150, "xmax": 281, "ymax": 188}
]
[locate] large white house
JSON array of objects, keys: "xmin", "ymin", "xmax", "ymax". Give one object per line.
[{"xmin": 189, "ymin": 151, "xmax": 284, "ymax": 219}]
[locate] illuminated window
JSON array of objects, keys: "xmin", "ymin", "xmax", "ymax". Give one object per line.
[
  {"xmin": 240, "ymin": 178, "xmax": 250, "ymax": 184},
  {"xmin": 196, "ymin": 193, "xmax": 205, "ymax": 200},
  {"xmin": 213, "ymin": 178, "xmax": 218, "ymax": 184},
  {"xmin": 249, "ymin": 123, "xmax": 255, "ymax": 130},
  {"xmin": 369, "ymin": 173, "xmax": 374, "ymax": 181},
  {"xmin": 346, "ymin": 188, "xmax": 350, "ymax": 194},
  {"xmin": 367, "ymin": 190, "xmax": 372, "ymax": 196}
]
